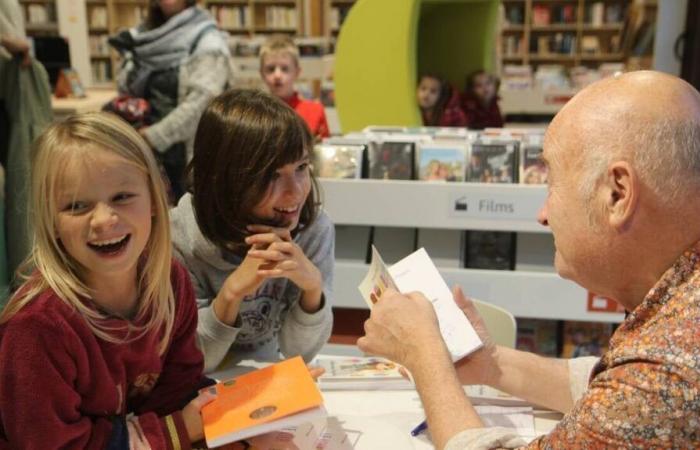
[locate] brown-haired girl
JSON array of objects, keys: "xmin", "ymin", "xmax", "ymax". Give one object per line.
[{"xmin": 171, "ymin": 89, "xmax": 335, "ymax": 372}]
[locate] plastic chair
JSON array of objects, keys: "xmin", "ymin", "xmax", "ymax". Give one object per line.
[{"xmin": 472, "ymin": 299, "xmax": 517, "ymax": 349}]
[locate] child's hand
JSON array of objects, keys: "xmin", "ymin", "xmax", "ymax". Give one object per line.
[
  {"xmin": 245, "ymin": 224, "xmax": 323, "ymax": 305},
  {"xmin": 182, "ymin": 388, "xmax": 217, "ymax": 443},
  {"xmin": 307, "ymin": 364, "xmax": 325, "ymax": 381}
]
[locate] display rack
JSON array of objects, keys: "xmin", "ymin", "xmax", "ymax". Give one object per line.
[
  {"xmin": 323, "ymin": 0, "xmax": 356, "ymax": 37},
  {"xmin": 18, "ymin": 0, "xmax": 59, "ymax": 36},
  {"xmin": 319, "ymin": 178, "xmax": 625, "ymax": 324}
]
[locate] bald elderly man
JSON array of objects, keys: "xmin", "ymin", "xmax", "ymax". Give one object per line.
[{"xmin": 359, "ymin": 71, "xmax": 700, "ymax": 449}]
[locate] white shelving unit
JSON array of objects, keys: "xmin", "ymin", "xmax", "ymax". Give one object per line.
[
  {"xmin": 319, "ymin": 179, "xmax": 625, "ymax": 324},
  {"xmin": 320, "ymin": 179, "xmax": 549, "ymax": 233}
]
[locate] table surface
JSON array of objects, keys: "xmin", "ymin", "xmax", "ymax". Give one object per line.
[
  {"xmin": 51, "ymin": 88, "xmax": 117, "ymax": 115},
  {"xmin": 208, "ymin": 358, "xmax": 561, "ymax": 449}
]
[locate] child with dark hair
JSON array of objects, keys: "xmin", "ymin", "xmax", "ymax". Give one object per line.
[
  {"xmin": 461, "ymin": 70, "xmax": 505, "ymax": 129},
  {"xmin": 417, "ymin": 74, "xmax": 467, "ymax": 127},
  {"xmin": 171, "ymin": 89, "xmax": 334, "ymax": 372}
]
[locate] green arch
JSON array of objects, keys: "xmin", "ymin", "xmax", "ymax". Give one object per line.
[{"xmin": 334, "ymin": 0, "xmax": 499, "ymax": 132}]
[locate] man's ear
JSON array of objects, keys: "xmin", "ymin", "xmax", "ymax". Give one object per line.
[{"xmin": 605, "ymin": 161, "xmax": 638, "ymax": 231}]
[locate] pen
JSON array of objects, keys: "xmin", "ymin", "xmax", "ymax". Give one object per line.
[{"xmin": 410, "ymin": 419, "xmax": 428, "ymax": 437}]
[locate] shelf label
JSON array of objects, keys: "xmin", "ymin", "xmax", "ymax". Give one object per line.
[
  {"xmin": 448, "ymin": 191, "xmax": 545, "ymax": 221},
  {"xmin": 586, "ymin": 292, "xmax": 625, "ymax": 314}
]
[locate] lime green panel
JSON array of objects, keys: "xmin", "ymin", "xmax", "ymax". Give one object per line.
[
  {"xmin": 334, "ymin": 0, "xmax": 498, "ymax": 132},
  {"xmin": 334, "ymin": 0, "xmax": 421, "ymax": 132},
  {"xmin": 418, "ymin": 0, "xmax": 499, "ymax": 90}
]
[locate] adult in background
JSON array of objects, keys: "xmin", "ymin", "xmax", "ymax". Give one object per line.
[
  {"xmin": 109, "ymin": 0, "xmax": 232, "ymax": 202},
  {"xmin": 360, "ymin": 71, "xmax": 700, "ymax": 449}
]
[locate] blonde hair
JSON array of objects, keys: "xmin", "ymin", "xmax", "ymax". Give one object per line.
[
  {"xmin": 259, "ymin": 34, "xmax": 299, "ymax": 68},
  {"xmin": 0, "ymin": 112, "xmax": 175, "ymax": 354}
]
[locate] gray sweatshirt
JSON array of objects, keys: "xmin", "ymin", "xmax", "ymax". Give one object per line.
[{"xmin": 170, "ymin": 193, "xmax": 335, "ymax": 372}]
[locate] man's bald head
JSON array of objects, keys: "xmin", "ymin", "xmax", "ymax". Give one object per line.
[{"xmin": 546, "ymin": 71, "xmax": 700, "ymax": 205}]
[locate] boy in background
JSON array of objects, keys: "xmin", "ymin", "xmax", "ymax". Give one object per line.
[{"xmin": 259, "ymin": 35, "xmax": 329, "ymax": 139}]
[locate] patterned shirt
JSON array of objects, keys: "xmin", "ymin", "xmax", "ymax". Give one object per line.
[{"xmin": 447, "ymin": 242, "xmax": 700, "ymax": 449}]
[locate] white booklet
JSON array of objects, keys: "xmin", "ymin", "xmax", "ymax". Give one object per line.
[{"xmin": 359, "ymin": 246, "xmax": 483, "ymax": 362}]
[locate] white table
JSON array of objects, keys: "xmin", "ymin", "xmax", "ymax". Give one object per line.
[{"xmin": 208, "ymin": 359, "xmax": 561, "ymax": 449}]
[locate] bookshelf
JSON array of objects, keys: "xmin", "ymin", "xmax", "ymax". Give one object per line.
[
  {"xmin": 498, "ymin": 0, "xmax": 653, "ymax": 70},
  {"xmin": 84, "ymin": 0, "xmax": 147, "ymax": 85},
  {"xmin": 323, "ymin": 0, "xmax": 356, "ymax": 37},
  {"xmin": 18, "ymin": 0, "xmax": 59, "ymax": 36},
  {"xmin": 205, "ymin": 0, "xmax": 303, "ymax": 35}
]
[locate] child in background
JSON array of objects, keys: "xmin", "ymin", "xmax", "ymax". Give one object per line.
[
  {"xmin": 259, "ymin": 35, "xmax": 330, "ymax": 139},
  {"xmin": 0, "ymin": 112, "xmax": 213, "ymax": 448},
  {"xmin": 417, "ymin": 74, "xmax": 467, "ymax": 127},
  {"xmin": 461, "ymin": 70, "xmax": 505, "ymax": 129},
  {"xmin": 171, "ymin": 89, "xmax": 334, "ymax": 373}
]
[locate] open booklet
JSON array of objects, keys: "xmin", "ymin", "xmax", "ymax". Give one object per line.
[{"xmin": 358, "ymin": 246, "xmax": 483, "ymax": 362}]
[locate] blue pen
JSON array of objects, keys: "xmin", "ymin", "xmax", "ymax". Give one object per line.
[{"xmin": 410, "ymin": 419, "xmax": 428, "ymax": 436}]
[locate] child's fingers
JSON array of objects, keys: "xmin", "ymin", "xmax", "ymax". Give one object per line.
[
  {"xmin": 248, "ymin": 242, "xmax": 295, "ymax": 260},
  {"xmin": 307, "ymin": 365, "xmax": 325, "ymax": 380},
  {"xmin": 257, "ymin": 260, "xmax": 298, "ymax": 277},
  {"xmin": 247, "ymin": 225, "xmax": 292, "ymax": 241},
  {"xmin": 189, "ymin": 390, "xmax": 217, "ymax": 412}
]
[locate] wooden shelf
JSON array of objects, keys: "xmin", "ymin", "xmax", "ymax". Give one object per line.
[
  {"xmin": 530, "ymin": 24, "xmax": 577, "ymax": 32},
  {"xmin": 25, "ymin": 23, "xmax": 58, "ymax": 32},
  {"xmin": 252, "ymin": 0, "xmax": 297, "ymax": 4},
  {"xmin": 254, "ymin": 27, "xmax": 297, "ymax": 33},
  {"xmin": 579, "ymin": 53, "xmax": 625, "ymax": 60},
  {"xmin": 581, "ymin": 23, "xmax": 624, "ymax": 31},
  {"xmin": 528, "ymin": 54, "xmax": 576, "ymax": 61},
  {"xmin": 502, "ymin": 25, "xmax": 526, "ymax": 32},
  {"xmin": 206, "ymin": 0, "xmax": 249, "ymax": 3}
]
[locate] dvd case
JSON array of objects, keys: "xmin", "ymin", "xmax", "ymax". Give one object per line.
[
  {"xmin": 467, "ymin": 140, "xmax": 519, "ymax": 183},
  {"xmin": 416, "ymin": 141, "xmax": 467, "ymax": 181},
  {"xmin": 312, "ymin": 144, "xmax": 365, "ymax": 179},
  {"xmin": 367, "ymin": 141, "xmax": 415, "ymax": 180}
]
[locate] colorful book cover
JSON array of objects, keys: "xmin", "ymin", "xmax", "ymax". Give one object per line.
[{"xmin": 202, "ymin": 356, "xmax": 326, "ymax": 447}]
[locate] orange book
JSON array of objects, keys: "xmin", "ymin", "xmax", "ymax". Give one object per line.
[{"xmin": 202, "ymin": 356, "xmax": 326, "ymax": 447}]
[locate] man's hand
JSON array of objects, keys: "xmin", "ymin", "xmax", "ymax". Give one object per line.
[{"xmin": 356, "ymin": 288, "xmax": 443, "ymax": 371}]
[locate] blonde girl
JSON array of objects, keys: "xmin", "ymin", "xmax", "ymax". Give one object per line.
[{"xmin": 0, "ymin": 112, "xmax": 213, "ymax": 449}]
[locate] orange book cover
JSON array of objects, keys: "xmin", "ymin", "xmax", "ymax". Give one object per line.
[{"xmin": 202, "ymin": 356, "xmax": 326, "ymax": 447}]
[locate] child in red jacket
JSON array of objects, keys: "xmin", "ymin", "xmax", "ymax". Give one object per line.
[
  {"xmin": 417, "ymin": 74, "xmax": 467, "ymax": 127},
  {"xmin": 461, "ymin": 70, "xmax": 505, "ymax": 129},
  {"xmin": 260, "ymin": 35, "xmax": 330, "ymax": 140},
  {"xmin": 0, "ymin": 112, "xmax": 214, "ymax": 449}
]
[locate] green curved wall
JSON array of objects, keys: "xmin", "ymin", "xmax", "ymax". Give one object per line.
[{"xmin": 334, "ymin": 0, "xmax": 499, "ymax": 132}]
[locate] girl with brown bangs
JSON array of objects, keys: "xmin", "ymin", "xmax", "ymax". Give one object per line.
[{"xmin": 171, "ymin": 89, "xmax": 334, "ymax": 372}]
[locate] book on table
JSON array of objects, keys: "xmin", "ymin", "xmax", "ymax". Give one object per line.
[
  {"xmin": 201, "ymin": 356, "xmax": 327, "ymax": 448},
  {"xmin": 358, "ymin": 246, "xmax": 483, "ymax": 362},
  {"xmin": 313, "ymin": 355, "xmax": 414, "ymax": 390}
]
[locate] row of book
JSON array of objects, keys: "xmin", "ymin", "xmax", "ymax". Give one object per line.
[
  {"xmin": 312, "ymin": 127, "xmax": 546, "ymax": 185},
  {"xmin": 532, "ymin": 4, "xmax": 576, "ymax": 26},
  {"xmin": 529, "ymin": 33, "xmax": 576, "ymax": 56},
  {"xmin": 208, "ymin": 5, "xmax": 250, "ymax": 30},
  {"xmin": 90, "ymin": 60, "xmax": 113, "ymax": 84},
  {"xmin": 88, "ymin": 35, "xmax": 110, "ymax": 57},
  {"xmin": 501, "ymin": 63, "xmax": 623, "ymax": 91},
  {"xmin": 263, "ymin": 6, "xmax": 298, "ymax": 30},
  {"xmin": 23, "ymin": 3, "xmax": 56, "ymax": 24},
  {"xmin": 88, "ymin": 5, "xmax": 108, "ymax": 29},
  {"xmin": 328, "ymin": 5, "xmax": 353, "ymax": 30}
]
